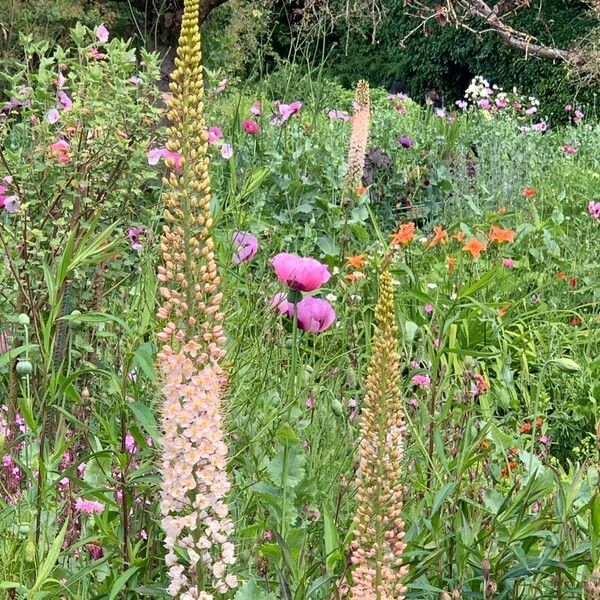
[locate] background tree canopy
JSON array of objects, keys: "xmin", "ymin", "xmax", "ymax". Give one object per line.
[{"xmin": 0, "ymin": 0, "xmax": 597, "ymax": 117}]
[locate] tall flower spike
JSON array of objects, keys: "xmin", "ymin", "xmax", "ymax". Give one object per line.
[
  {"xmin": 156, "ymin": 1, "xmax": 236, "ymax": 598},
  {"xmin": 344, "ymin": 80, "xmax": 370, "ymax": 193},
  {"xmin": 349, "ymin": 263, "xmax": 409, "ymax": 600}
]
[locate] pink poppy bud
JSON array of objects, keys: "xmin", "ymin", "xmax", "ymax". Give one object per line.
[
  {"xmin": 270, "ymin": 292, "xmax": 293, "ymax": 317},
  {"xmin": 232, "ymin": 231, "xmax": 259, "ymax": 264},
  {"xmin": 271, "ymin": 252, "xmax": 331, "ymax": 292}
]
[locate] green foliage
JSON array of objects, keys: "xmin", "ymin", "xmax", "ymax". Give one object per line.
[
  {"xmin": 326, "ymin": 0, "xmax": 597, "ymax": 118},
  {"xmin": 1, "ymin": 15, "xmax": 600, "ymax": 600}
]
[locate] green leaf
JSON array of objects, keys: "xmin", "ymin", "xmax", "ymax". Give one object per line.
[
  {"xmin": 431, "ymin": 482, "xmax": 457, "ymax": 515},
  {"xmin": 275, "ymin": 424, "xmax": 299, "ymax": 445},
  {"xmin": 234, "ymin": 580, "xmax": 277, "ymax": 600},
  {"xmin": 31, "ymin": 521, "xmax": 68, "ymax": 592},
  {"xmin": 266, "ymin": 446, "xmax": 306, "ymax": 489},
  {"xmin": 128, "ymin": 401, "xmax": 160, "ymax": 442},
  {"xmin": 458, "ymin": 266, "xmax": 498, "ymax": 299},
  {"xmin": 108, "ymin": 566, "xmax": 139, "ymax": 600},
  {"xmin": 592, "ymin": 492, "xmax": 600, "ymax": 537},
  {"xmin": 133, "ymin": 342, "xmax": 157, "ymax": 380},
  {"xmin": 0, "ymin": 344, "xmax": 38, "ymax": 369},
  {"xmin": 323, "ymin": 507, "xmax": 341, "ymax": 575},
  {"xmin": 60, "ymin": 311, "xmax": 131, "ymax": 334}
]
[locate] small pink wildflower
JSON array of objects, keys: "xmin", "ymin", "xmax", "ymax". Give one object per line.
[
  {"xmin": 207, "ymin": 126, "xmax": 223, "ymax": 144},
  {"xmin": 424, "ymin": 304, "xmax": 434, "ymax": 314},
  {"xmin": 75, "ymin": 498, "xmax": 105, "ymax": 514},
  {"xmin": 242, "ymin": 119, "xmax": 260, "ymax": 135},
  {"xmin": 251, "ymin": 101, "xmax": 261, "ymax": 116},
  {"xmin": 411, "ymin": 374, "xmax": 431, "ymax": 388},
  {"xmin": 221, "ymin": 143, "xmax": 233, "ymax": 159},
  {"xmin": 96, "ymin": 24, "xmax": 109, "ymax": 43},
  {"xmin": 561, "ymin": 144, "xmax": 577, "ymax": 156},
  {"xmin": 47, "ymin": 108, "xmax": 60, "ymax": 124},
  {"xmin": 503, "ymin": 258, "xmax": 514, "ymax": 268},
  {"xmin": 587, "ymin": 200, "xmax": 600, "ymax": 219}
]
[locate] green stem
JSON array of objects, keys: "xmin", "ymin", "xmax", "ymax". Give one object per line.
[{"xmin": 281, "ymin": 302, "xmax": 299, "ymax": 541}]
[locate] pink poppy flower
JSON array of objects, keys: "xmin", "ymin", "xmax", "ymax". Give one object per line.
[
  {"xmin": 525, "ymin": 106, "xmax": 537, "ymax": 115},
  {"xmin": 564, "ymin": 104, "xmax": 573, "ymax": 112},
  {"xmin": 561, "ymin": 144, "xmax": 577, "ymax": 155},
  {"xmin": 495, "ymin": 96, "xmax": 508, "ymax": 108},
  {"xmin": 251, "ymin": 101, "xmax": 262, "ymax": 116},
  {"xmin": 207, "ymin": 126, "xmax": 223, "ymax": 144},
  {"xmin": 573, "ymin": 110, "xmax": 584, "ymax": 123},
  {"xmin": 75, "ymin": 498, "xmax": 105, "ymax": 514},
  {"xmin": 272, "ymin": 100, "xmax": 302, "ymax": 125},
  {"xmin": 96, "ymin": 24, "xmax": 109, "ymax": 43},
  {"xmin": 47, "ymin": 108, "xmax": 60, "ymax": 124},
  {"xmin": 50, "ymin": 140, "xmax": 71, "ymax": 163},
  {"xmin": 57, "ymin": 91, "xmax": 72, "ymax": 110},
  {"xmin": 411, "ymin": 374, "xmax": 431, "ymax": 388},
  {"xmin": 296, "ymin": 296, "xmax": 336, "ymax": 334},
  {"xmin": 271, "ymin": 252, "xmax": 331, "ymax": 292},
  {"xmin": 242, "ymin": 119, "xmax": 260, "ymax": 135},
  {"xmin": 456, "ymin": 100, "xmax": 468, "ymax": 110},
  {"xmin": 232, "ymin": 231, "xmax": 259, "ymax": 264},
  {"xmin": 127, "ymin": 226, "xmax": 144, "ymax": 250},
  {"xmin": 270, "ymin": 292, "xmax": 293, "ymax": 317},
  {"xmin": 478, "ymin": 99, "xmax": 491, "ymax": 110},
  {"xmin": 221, "ymin": 143, "xmax": 233, "ymax": 159}
]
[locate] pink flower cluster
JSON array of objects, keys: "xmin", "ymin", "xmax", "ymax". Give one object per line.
[
  {"xmin": 159, "ymin": 348, "xmax": 237, "ymax": 598},
  {"xmin": 75, "ymin": 498, "xmax": 105, "ymax": 514}
]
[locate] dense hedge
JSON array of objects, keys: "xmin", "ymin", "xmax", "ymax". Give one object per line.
[{"xmin": 324, "ymin": 0, "xmax": 596, "ymax": 119}]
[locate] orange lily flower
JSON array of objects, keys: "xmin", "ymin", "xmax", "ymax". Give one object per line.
[
  {"xmin": 428, "ymin": 225, "xmax": 448, "ymax": 248},
  {"xmin": 345, "ymin": 255, "xmax": 365, "ymax": 270},
  {"xmin": 498, "ymin": 206, "xmax": 507, "ymax": 214},
  {"xmin": 453, "ymin": 230, "xmax": 465, "ymax": 242},
  {"xmin": 462, "ymin": 237, "xmax": 487, "ymax": 259},
  {"xmin": 391, "ymin": 222, "xmax": 415, "ymax": 246},
  {"xmin": 519, "ymin": 422, "xmax": 532, "ymax": 433},
  {"xmin": 445, "ymin": 256, "xmax": 457, "ymax": 273},
  {"xmin": 346, "ymin": 271, "xmax": 365, "ymax": 283},
  {"xmin": 556, "ymin": 272, "xmax": 566, "ymax": 281},
  {"xmin": 489, "ymin": 226, "xmax": 516, "ymax": 244}
]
